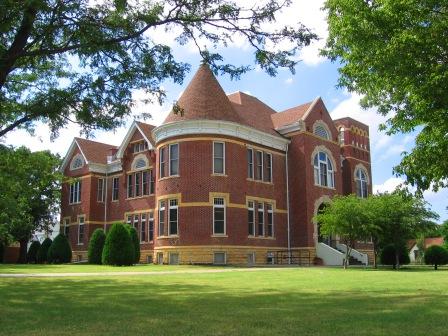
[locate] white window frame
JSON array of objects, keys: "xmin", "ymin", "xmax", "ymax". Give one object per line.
[
  {"xmin": 70, "ymin": 154, "xmax": 84, "ymax": 170},
  {"xmin": 247, "ymin": 148, "xmax": 254, "ymax": 179},
  {"xmin": 213, "ymin": 142, "xmax": 225, "ymax": 174},
  {"xmin": 97, "ymin": 178, "xmax": 105, "ymax": 202},
  {"xmin": 77, "ymin": 215, "xmax": 85, "ymax": 245},
  {"xmin": 159, "ymin": 201, "xmax": 166, "ymax": 237},
  {"xmin": 257, "ymin": 202, "xmax": 264, "ymax": 236},
  {"xmin": 313, "ymin": 152, "xmax": 334, "ymax": 188},
  {"xmin": 149, "ymin": 212, "xmax": 154, "ymax": 242},
  {"xmin": 69, "ymin": 181, "xmax": 81, "ymax": 204},
  {"xmin": 140, "ymin": 214, "xmax": 147, "ymax": 243},
  {"xmin": 213, "ymin": 197, "xmax": 226, "ymax": 235},
  {"xmin": 267, "ymin": 203, "xmax": 274, "ymax": 237},
  {"xmin": 133, "ymin": 214, "xmax": 139, "ymax": 233},
  {"xmin": 159, "ymin": 147, "xmax": 166, "ymax": 178},
  {"xmin": 168, "ymin": 199, "xmax": 179, "ymax": 236},
  {"xmin": 355, "ymin": 168, "xmax": 368, "ymax": 199},
  {"xmin": 63, "ymin": 218, "xmax": 70, "ymax": 236},
  {"xmin": 169, "ymin": 143, "xmax": 179, "ymax": 176},
  {"xmin": 256, "ymin": 150, "xmax": 263, "ymax": 181},
  {"xmin": 126, "ymin": 215, "xmax": 132, "ymax": 227},
  {"xmin": 266, "ymin": 153, "xmax": 272, "ymax": 183},
  {"xmin": 127, "ymin": 174, "xmax": 133, "ymax": 198},
  {"xmin": 112, "ymin": 177, "xmax": 119, "ymax": 201},
  {"xmin": 248, "ymin": 201, "xmax": 255, "ymax": 236}
]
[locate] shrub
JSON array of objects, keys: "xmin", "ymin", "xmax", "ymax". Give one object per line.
[
  {"xmin": 37, "ymin": 237, "xmax": 52, "ymax": 263},
  {"xmin": 125, "ymin": 224, "xmax": 140, "ymax": 264},
  {"xmin": 102, "ymin": 223, "xmax": 134, "ymax": 266},
  {"xmin": 88, "ymin": 229, "xmax": 106, "ymax": 264},
  {"xmin": 380, "ymin": 244, "xmax": 410, "ymax": 267},
  {"xmin": 47, "ymin": 234, "xmax": 72, "ymax": 264},
  {"xmin": 424, "ymin": 245, "xmax": 448, "ymax": 270},
  {"xmin": 27, "ymin": 241, "xmax": 41, "ymax": 263}
]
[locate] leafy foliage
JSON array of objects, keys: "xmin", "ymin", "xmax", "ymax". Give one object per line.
[
  {"xmin": 125, "ymin": 224, "xmax": 140, "ymax": 264},
  {"xmin": 0, "ymin": 145, "xmax": 61, "ymax": 262},
  {"xmin": 424, "ymin": 245, "xmax": 448, "ymax": 270},
  {"xmin": 88, "ymin": 228, "xmax": 106, "ymax": 265},
  {"xmin": 27, "ymin": 240, "xmax": 41, "ymax": 264},
  {"xmin": 37, "ymin": 237, "xmax": 52, "ymax": 263},
  {"xmin": 47, "ymin": 234, "xmax": 72, "ymax": 264},
  {"xmin": 0, "ymin": 0, "xmax": 317, "ymax": 138},
  {"xmin": 102, "ymin": 223, "xmax": 134, "ymax": 266},
  {"xmin": 380, "ymin": 244, "xmax": 410, "ymax": 267},
  {"xmin": 323, "ymin": 0, "xmax": 448, "ymax": 191}
]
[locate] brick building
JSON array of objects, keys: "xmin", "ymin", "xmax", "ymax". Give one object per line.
[{"xmin": 60, "ymin": 65, "xmax": 374, "ymax": 265}]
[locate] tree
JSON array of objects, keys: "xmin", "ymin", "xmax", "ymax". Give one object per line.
[
  {"xmin": 102, "ymin": 223, "xmax": 134, "ymax": 266},
  {"xmin": 323, "ymin": 0, "xmax": 448, "ymax": 191},
  {"xmin": 88, "ymin": 228, "xmax": 106, "ymax": 265},
  {"xmin": 125, "ymin": 225, "xmax": 141, "ymax": 264},
  {"xmin": 27, "ymin": 240, "xmax": 41, "ymax": 263},
  {"xmin": 314, "ymin": 195, "xmax": 371, "ymax": 269},
  {"xmin": 380, "ymin": 244, "xmax": 410, "ymax": 268},
  {"xmin": 0, "ymin": 145, "xmax": 61, "ymax": 263},
  {"xmin": 424, "ymin": 245, "xmax": 448, "ymax": 270},
  {"xmin": 367, "ymin": 190, "xmax": 438, "ymax": 269},
  {"xmin": 47, "ymin": 234, "xmax": 72, "ymax": 263},
  {"xmin": 0, "ymin": 0, "xmax": 317, "ymax": 138},
  {"xmin": 37, "ymin": 237, "xmax": 52, "ymax": 263},
  {"xmin": 440, "ymin": 220, "xmax": 448, "ymax": 248}
]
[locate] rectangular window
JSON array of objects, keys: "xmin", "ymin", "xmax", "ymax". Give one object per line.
[
  {"xmin": 213, "ymin": 197, "xmax": 226, "ymax": 235},
  {"xmin": 320, "ymin": 162, "xmax": 328, "ymax": 187},
  {"xmin": 69, "ymin": 181, "xmax": 81, "ymax": 204},
  {"xmin": 142, "ymin": 171, "xmax": 148, "ymax": 195},
  {"xmin": 258, "ymin": 202, "xmax": 264, "ymax": 236},
  {"xmin": 248, "ymin": 201, "xmax": 255, "ymax": 236},
  {"xmin": 169, "ymin": 143, "xmax": 179, "ymax": 176},
  {"xmin": 267, "ymin": 204, "xmax": 274, "ymax": 237},
  {"xmin": 256, "ymin": 151, "xmax": 263, "ymax": 180},
  {"xmin": 159, "ymin": 201, "xmax": 165, "ymax": 237},
  {"xmin": 169, "ymin": 253, "xmax": 179, "ymax": 265},
  {"xmin": 133, "ymin": 214, "xmax": 139, "ymax": 232},
  {"xmin": 149, "ymin": 169, "xmax": 155, "ymax": 194},
  {"xmin": 149, "ymin": 212, "xmax": 154, "ymax": 241},
  {"xmin": 160, "ymin": 147, "xmax": 166, "ymax": 178},
  {"xmin": 63, "ymin": 218, "xmax": 70, "ymax": 236},
  {"xmin": 213, "ymin": 252, "xmax": 226, "ymax": 265},
  {"xmin": 265, "ymin": 153, "xmax": 272, "ymax": 183},
  {"xmin": 213, "ymin": 142, "xmax": 225, "ymax": 174},
  {"xmin": 127, "ymin": 174, "xmax": 133, "ymax": 198},
  {"xmin": 169, "ymin": 199, "xmax": 178, "ymax": 235},
  {"xmin": 112, "ymin": 177, "xmax": 119, "ymax": 201},
  {"xmin": 247, "ymin": 148, "xmax": 254, "ymax": 179},
  {"xmin": 78, "ymin": 216, "xmax": 85, "ymax": 245},
  {"xmin": 140, "ymin": 214, "xmax": 147, "ymax": 242},
  {"xmin": 97, "ymin": 178, "xmax": 105, "ymax": 202},
  {"xmin": 135, "ymin": 172, "xmax": 141, "ymax": 197}
]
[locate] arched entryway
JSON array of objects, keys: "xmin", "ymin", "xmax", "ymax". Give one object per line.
[{"xmin": 316, "ymin": 203, "xmax": 336, "ymax": 248}]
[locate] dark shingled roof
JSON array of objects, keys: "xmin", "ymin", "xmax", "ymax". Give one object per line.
[
  {"xmin": 271, "ymin": 102, "xmax": 313, "ymax": 129},
  {"xmin": 136, "ymin": 121, "xmax": 156, "ymax": 146},
  {"xmin": 75, "ymin": 138, "xmax": 117, "ymax": 165}
]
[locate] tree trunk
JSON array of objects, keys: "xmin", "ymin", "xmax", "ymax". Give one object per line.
[
  {"xmin": 395, "ymin": 250, "xmax": 400, "ymax": 270},
  {"xmin": 18, "ymin": 239, "xmax": 28, "ymax": 264},
  {"xmin": 435, "ymin": 264, "xmax": 438, "ymax": 270}
]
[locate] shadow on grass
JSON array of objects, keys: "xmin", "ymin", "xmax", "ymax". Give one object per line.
[{"xmin": 0, "ymin": 274, "xmax": 447, "ymax": 336}]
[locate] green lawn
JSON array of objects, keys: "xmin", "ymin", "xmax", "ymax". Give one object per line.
[{"xmin": 1, "ymin": 266, "xmax": 447, "ymax": 336}]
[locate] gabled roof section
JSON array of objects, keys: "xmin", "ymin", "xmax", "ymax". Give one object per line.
[
  {"xmin": 116, "ymin": 121, "xmax": 156, "ymax": 159},
  {"xmin": 163, "ymin": 64, "xmax": 241, "ymax": 124},
  {"xmin": 228, "ymin": 91, "xmax": 278, "ymax": 136},
  {"xmin": 61, "ymin": 138, "xmax": 116, "ymax": 171},
  {"xmin": 271, "ymin": 99, "xmax": 315, "ymax": 130}
]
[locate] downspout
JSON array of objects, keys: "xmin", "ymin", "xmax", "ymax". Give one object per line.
[
  {"xmin": 103, "ymin": 167, "xmax": 108, "ymax": 232},
  {"xmin": 285, "ymin": 143, "xmax": 291, "ymax": 264}
]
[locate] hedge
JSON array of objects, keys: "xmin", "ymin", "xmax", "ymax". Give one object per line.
[
  {"xmin": 47, "ymin": 234, "xmax": 72, "ymax": 264},
  {"xmin": 88, "ymin": 228, "xmax": 106, "ymax": 264},
  {"xmin": 27, "ymin": 241, "xmax": 41, "ymax": 263},
  {"xmin": 125, "ymin": 224, "xmax": 140, "ymax": 264},
  {"xmin": 37, "ymin": 237, "xmax": 52, "ymax": 263},
  {"xmin": 102, "ymin": 223, "xmax": 134, "ymax": 266},
  {"xmin": 380, "ymin": 244, "xmax": 410, "ymax": 267},
  {"xmin": 424, "ymin": 245, "xmax": 448, "ymax": 270}
]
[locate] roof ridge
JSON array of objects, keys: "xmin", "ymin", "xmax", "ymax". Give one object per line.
[{"xmin": 75, "ymin": 137, "xmax": 117, "ymax": 148}]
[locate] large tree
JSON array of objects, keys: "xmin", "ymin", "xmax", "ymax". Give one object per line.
[
  {"xmin": 0, "ymin": 0, "xmax": 317, "ymax": 138},
  {"xmin": 0, "ymin": 145, "xmax": 61, "ymax": 263},
  {"xmin": 323, "ymin": 0, "xmax": 448, "ymax": 191}
]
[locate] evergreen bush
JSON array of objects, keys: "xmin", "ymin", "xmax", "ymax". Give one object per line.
[
  {"xmin": 424, "ymin": 245, "xmax": 448, "ymax": 270},
  {"xmin": 27, "ymin": 241, "xmax": 41, "ymax": 263},
  {"xmin": 88, "ymin": 228, "xmax": 106, "ymax": 264},
  {"xmin": 380, "ymin": 244, "xmax": 410, "ymax": 267},
  {"xmin": 125, "ymin": 224, "xmax": 140, "ymax": 264},
  {"xmin": 37, "ymin": 237, "xmax": 52, "ymax": 263},
  {"xmin": 102, "ymin": 223, "xmax": 134, "ymax": 266},
  {"xmin": 47, "ymin": 234, "xmax": 72, "ymax": 264}
]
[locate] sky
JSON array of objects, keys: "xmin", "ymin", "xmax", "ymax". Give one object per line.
[{"xmin": 3, "ymin": 0, "xmax": 447, "ymax": 223}]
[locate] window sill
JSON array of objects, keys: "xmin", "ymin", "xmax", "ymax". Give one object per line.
[
  {"xmin": 211, "ymin": 234, "xmax": 228, "ymax": 238},
  {"xmin": 246, "ymin": 178, "xmax": 273, "ymax": 185},
  {"xmin": 69, "ymin": 202, "xmax": 82, "ymax": 205},
  {"xmin": 125, "ymin": 194, "xmax": 154, "ymax": 200},
  {"xmin": 157, "ymin": 235, "xmax": 179, "ymax": 239},
  {"xmin": 111, "ymin": 200, "xmax": 119, "ymax": 203},
  {"xmin": 248, "ymin": 236, "xmax": 275, "ymax": 240},
  {"xmin": 314, "ymin": 184, "xmax": 336, "ymax": 190},
  {"xmin": 77, "ymin": 243, "xmax": 84, "ymax": 246},
  {"xmin": 211, "ymin": 173, "xmax": 228, "ymax": 177},
  {"xmin": 158, "ymin": 175, "xmax": 179, "ymax": 182}
]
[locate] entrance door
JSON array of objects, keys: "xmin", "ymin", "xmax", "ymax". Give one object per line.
[{"xmin": 157, "ymin": 252, "xmax": 164, "ymax": 265}]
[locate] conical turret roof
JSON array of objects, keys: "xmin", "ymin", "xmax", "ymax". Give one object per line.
[{"xmin": 163, "ymin": 64, "xmax": 241, "ymax": 124}]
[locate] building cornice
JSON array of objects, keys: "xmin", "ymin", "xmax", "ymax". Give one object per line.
[{"xmin": 152, "ymin": 120, "xmax": 290, "ymax": 151}]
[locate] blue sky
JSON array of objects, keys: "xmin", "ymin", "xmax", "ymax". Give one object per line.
[{"xmin": 3, "ymin": 0, "xmax": 447, "ymax": 222}]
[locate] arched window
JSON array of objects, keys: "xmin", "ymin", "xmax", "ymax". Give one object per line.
[
  {"xmin": 355, "ymin": 168, "xmax": 368, "ymax": 198},
  {"xmin": 314, "ymin": 124, "xmax": 329, "ymax": 140},
  {"xmin": 70, "ymin": 154, "xmax": 84, "ymax": 170},
  {"xmin": 313, "ymin": 152, "xmax": 334, "ymax": 188},
  {"xmin": 338, "ymin": 127, "xmax": 345, "ymax": 145},
  {"xmin": 132, "ymin": 155, "xmax": 148, "ymax": 171}
]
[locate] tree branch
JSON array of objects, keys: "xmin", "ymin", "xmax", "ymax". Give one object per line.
[{"xmin": 0, "ymin": 115, "xmax": 31, "ymax": 137}]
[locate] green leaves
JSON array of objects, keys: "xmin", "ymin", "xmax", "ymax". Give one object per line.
[{"xmin": 323, "ymin": 0, "xmax": 448, "ymax": 191}]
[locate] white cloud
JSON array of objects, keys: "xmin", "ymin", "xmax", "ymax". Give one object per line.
[
  {"xmin": 285, "ymin": 78, "xmax": 293, "ymax": 85},
  {"xmin": 373, "ymin": 177, "xmax": 406, "ymax": 194}
]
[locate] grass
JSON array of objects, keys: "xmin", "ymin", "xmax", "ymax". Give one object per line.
[{"xmin": 1, "ymin": 266, "xmax": 447, "ymax": 335}]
